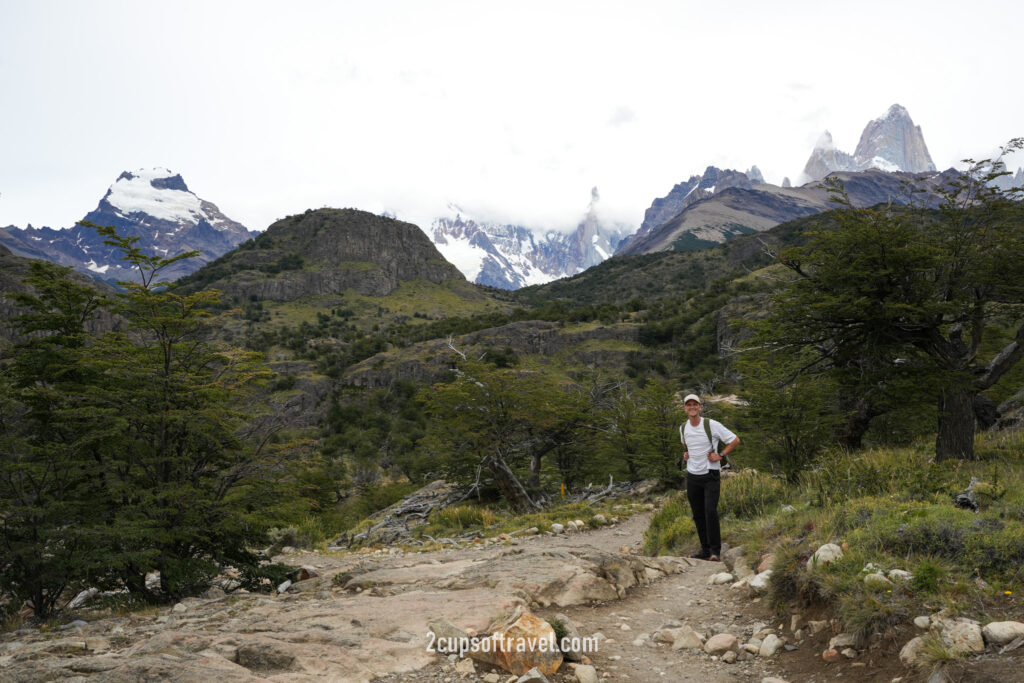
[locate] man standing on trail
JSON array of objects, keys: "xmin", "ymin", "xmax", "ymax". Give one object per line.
[{"xmin": 679, "ymin": 393, "xmax": 739, "ymax": 562}]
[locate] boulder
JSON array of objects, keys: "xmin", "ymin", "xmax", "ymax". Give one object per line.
[
  {"xmin": 808, "ymin": 543, "xmax": 844, "ymax": 569},
  {"xmin": 473, "ymin": 611, "xmax": 563, "ymax": 676},
  {"xmin": 550, "ymin": 524, "xmax": 565, "ymax": 534},
  {"xmin": 516, "ymin": 668, "xmax": 552, "ymax": 683},
  {"xmin": 914, "ymin": 616, "xmax": 931, "ymax": 629},
  {"xmin": 748, "ymin": 570, "xmax": 773, "ymax": 594},
  {"xmin": 757, "ymin": 554, "xmax": 775, "ymax": 574},
  {"xmin": 888, "ymin": 569, "xmax": 913, "ymax": 582},
  {"xmin": 573, "ymin": 664, "xmax": 599, "ymax": 683},
  {"xmin": 936, "ymin": 617, "xmax": 985, "ymax": 654},
  {"xmin": 822, "ymin": 648, "xmax": 842, "ymax": 663},
  {"xmin": 829, "ymin": 634, "xmax": 857, "ymax": 650},
  {"xmin": 704, "ymin": 633, "xmax": 738, "ymax": 655},
  {"xmin": 671, "ymin": 626, "xmax": 704, "ymax": 650},
  {"xmin": 863, "ymin": 572, "xmax": 893, "ymax": 590},
  {"xmin": 551, "ymin": 613, "xmax": 585, "ymax": 662},
  {"xmin": 900, "ymin": 636, "xmax": 928, "ymax": 667},
  {"xmin": 983, "ymin": 621, "xmax": 1024, "ymax": 647},
  {"xmin": 708, "ymin": 572, "xmax": 734, "ymax": 585},
  {"xmin": 759, "ymin": 634, "xmax": 782, "ymax": 657}
]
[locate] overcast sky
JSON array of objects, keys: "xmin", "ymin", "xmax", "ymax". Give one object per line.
[{"xmin": 2, "ymin": 0, "xmax": 1022, "ymax": 234}]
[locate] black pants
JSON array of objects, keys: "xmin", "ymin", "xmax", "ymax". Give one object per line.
[{"xmin": 686, "ymin": 470, "xmax": 721, "ymax": 556}]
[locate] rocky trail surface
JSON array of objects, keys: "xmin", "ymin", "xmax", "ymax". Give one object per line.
[{"xmin": 0, "ymin": 511, "xmax": 919, "ymax": 683}]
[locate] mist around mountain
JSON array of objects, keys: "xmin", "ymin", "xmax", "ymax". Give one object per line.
[
  {"xmin": 429, "ymin": 187, "xmax": 632, "ymax": 289},
  {"xmin": 0, "ymin": 168, "xmax": 254, "ymax": 284}
]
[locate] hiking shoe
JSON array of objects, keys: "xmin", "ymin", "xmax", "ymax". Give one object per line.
[
  {"xmin": 690, "ymin": 552, "xmax": 711, "ymax": 560},
  {"xmin": 708, "ymin": 554, "xmax": 720, "ymax": 562}
]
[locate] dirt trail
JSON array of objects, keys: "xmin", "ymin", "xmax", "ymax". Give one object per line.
[
  {"xmin": 361, "ymin": 513, "xmax": 789, "ymax": 682},
  {"xmin": 0, "ymin": 511, "xmax": 814, "ymax": 682}
]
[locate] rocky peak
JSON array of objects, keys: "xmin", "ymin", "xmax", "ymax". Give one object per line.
[
  {"xmin": 852, "ymin": 104, "xmax": 935, "ymax": 173},
  {"xmin": 620, "ymin": 166, "xmax": 759, "ymax": 252},
  {"xmin": 0, "ymin": 168, "xmax": 254, "ymax": 285},
  {"xmin": 802, "ymin": 104, "xmax": 936, "ymax": 181}
]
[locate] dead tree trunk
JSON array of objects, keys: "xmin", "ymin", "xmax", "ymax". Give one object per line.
[{"xmin": 486, "ymin": 453, "xmax": 540, "ymax": 513}]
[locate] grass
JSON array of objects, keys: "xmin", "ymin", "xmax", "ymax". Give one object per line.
[{"xmin": 643, "ymin": 428, "xmax": 1024, "ymax": 644}]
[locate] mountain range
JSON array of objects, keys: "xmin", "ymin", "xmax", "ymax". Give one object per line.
[{"xmin": 1, "ymin": 103, "xmax": 995, "ymax": 291}]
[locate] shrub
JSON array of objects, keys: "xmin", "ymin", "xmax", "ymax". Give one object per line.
[{"xmin": 720, "ymin": 470, "xmax": 789, "ymax": 520}]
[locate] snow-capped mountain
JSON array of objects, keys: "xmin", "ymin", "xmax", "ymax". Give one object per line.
[
  {"xmin": 802, "ymin": 104, "xmax": 936, "ymax": 181},
  {"xmin": 0, "ymin": 168, "xmax": 254, "ymax": 283},
  {"xmin": 429, "ymin": 188, "xmax": 632, "ymax": 289}
]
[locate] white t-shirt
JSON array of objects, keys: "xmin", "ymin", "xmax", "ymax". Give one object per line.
[{"xmin": 680, "ymin": 418, "xmax": 737, "ymax": 475}]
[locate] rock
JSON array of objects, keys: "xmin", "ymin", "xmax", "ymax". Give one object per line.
[
  {"xmin": 759, "ymin": 634, "xmax": 782, "ymax": 657},
  {"xmin": 455, "ymin": 658, "xmax": 475, "ymax": 675},
  {"xmin": 743, "ymin": 642, "xmax": 761, "ymax": 654},
  {"xmin": 552, "ymin": 613, "xmax": 584, "ymax": 662},
  {"xmin": 938, "ymin": 618, "xmax": 985, "ymax": 654},
  {"xmin": 822, "ymin": 648, "xmax": 842, "ymax": 663},
  {"xmin": 722, "ymin": 546, "xmax": 746, "ymax": 571},
  {"xmin": 484, "ymin": 675, "xmax": 501, "ymax": 683},
  {"xmin": 762, "ymin": 678, "xmax": 790, "ymax": 683},
  {"xmin": 517, "ymin": 669, "xmax": 551, "ymax": 683},
  {"xmin": 276, "ymin": 579, "xmax": 292, "ymax": 594},
  {"xmin": 235, "ymin": 641, "xmax": 298, "ymax": 673},
  {"xmin": 864, "ymin": 572, "xmax": 894, "ymax": 590},
  {"xmin": 473, "ymin": 611, "xmax": 562, "ymax": 676},
  {"xmin": 748, "ymin": 570, "xmax": 772, "ymax": 594},
  {"xmin": 900, "ymin": 636, "xmax": 927, "ymax": 667},
  {"xmin": 550, "ymin": 524, "xmax": 565, "ymax": 534},
  {"xmin": 842, "ymin": 648, "xmax": 858, "ymax": 659},
  {"xmin": 829, "ymin": 634, "xmax": 857, "ymax": 650},
  {"xmin": 59, "ymin": 619, "xmax": 89, "ymax": 630},
  {"xmin": 202, "ymin": 586, "xmax": 227, "ymax": 600},
  {"xmin": 888, "ymin": 569, "xmax": 913, "ymax": 582},
  {"xmin": 807, "ymin": 620, "xmax": 829, "ymax": 635},
  {"xmin": 573, "ymin": 664, "xmax": 598, "ymax": 683},
  {"xmin": 619, "ymin": 623, "xmax": 631, "ymax": 631},
  {"xmin": 808, "ymin": 543, "xmax": 844, "ymax": 569},
  {"xmin": 757, "ymin": 554, "xmax": 775, "ymax": 574},
  {"xmin": 790, "ymin": 614, "xmax": 804, "ymax": 633},
  {"xmin": 430, "ymin": 617, "xmax": 472, "ymax": 644},
  {"xmin": 671, "ymin": 626, "xmax": 704, "ymax": 650},
  {"xmin": 653, "ymin": 628, "xmax": 682, "ymax": 645},
  {"xmin": 704, "ymin": 633, "xmax": 738, "ymax": 655},
  {"xmin": 592, "ymin": 515, "xmax": 607, "ymax": 525},
  {"xmin": 171, "ymin": 602, "xmax": 188, "ymax": 614},
  {"xmin": 722, "ymin": 650, "xmax": 738, "ymax": 663},
  {"xmin": 573, "ymin": 519, "xmax": 585, "ymax": 529},
  {"xmin": 982, "ymin": 621, "xmax": 1024, "ymax": 646},
  {"xmin": 914, "ymin": 616, "xmax": 931, "ymax": 629},
  {"xmin": 708, "ymin": 572, "xmax": 735, "ymax": 585}
]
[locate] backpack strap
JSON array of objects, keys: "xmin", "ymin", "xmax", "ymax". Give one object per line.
[{"xmin": 702, "ymin": 418, "xmax": 717, "ymax": 452}]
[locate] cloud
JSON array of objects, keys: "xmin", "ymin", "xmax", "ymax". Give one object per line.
[{"xmin": 608, "ymin": 106, "xmax": 636, "ymax": 127}]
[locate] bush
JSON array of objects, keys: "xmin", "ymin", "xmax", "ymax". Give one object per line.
[{"xmin": 720, "ymin": 470, "xmax": 789, "ymax": 519}]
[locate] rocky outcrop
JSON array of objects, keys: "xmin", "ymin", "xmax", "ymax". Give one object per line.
[
  {"xmin": 180, "ymin": 208, "xmax": 466, "ymax": 302},
  {"xmin": 0, "ymin": 245, "xmax": 121, "ymax": 343}
]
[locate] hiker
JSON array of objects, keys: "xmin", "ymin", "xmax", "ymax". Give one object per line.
[{"xmin": 679, "ymin": 393, "xmax": 739, "ymax": 562}]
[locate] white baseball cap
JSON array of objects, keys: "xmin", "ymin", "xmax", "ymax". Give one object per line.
[{"xmin": 683, "ymin": 393, "xmax": 701, "ymax": 404}]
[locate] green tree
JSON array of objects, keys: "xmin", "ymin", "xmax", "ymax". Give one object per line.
[
  {"xmin": 0, "ymin": 261, "xmax": 110, "ymax": 618},
  {"xmin": 753, "ymin": 141, "xmax": 1024, "ymax": 460},
  {"xmin": 636, "ymin": 381, "xmax": 685, "ymax": 486},
  {"xmin": 82, "ymin": 223, "xmax": 277, "ymax": 598}
]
